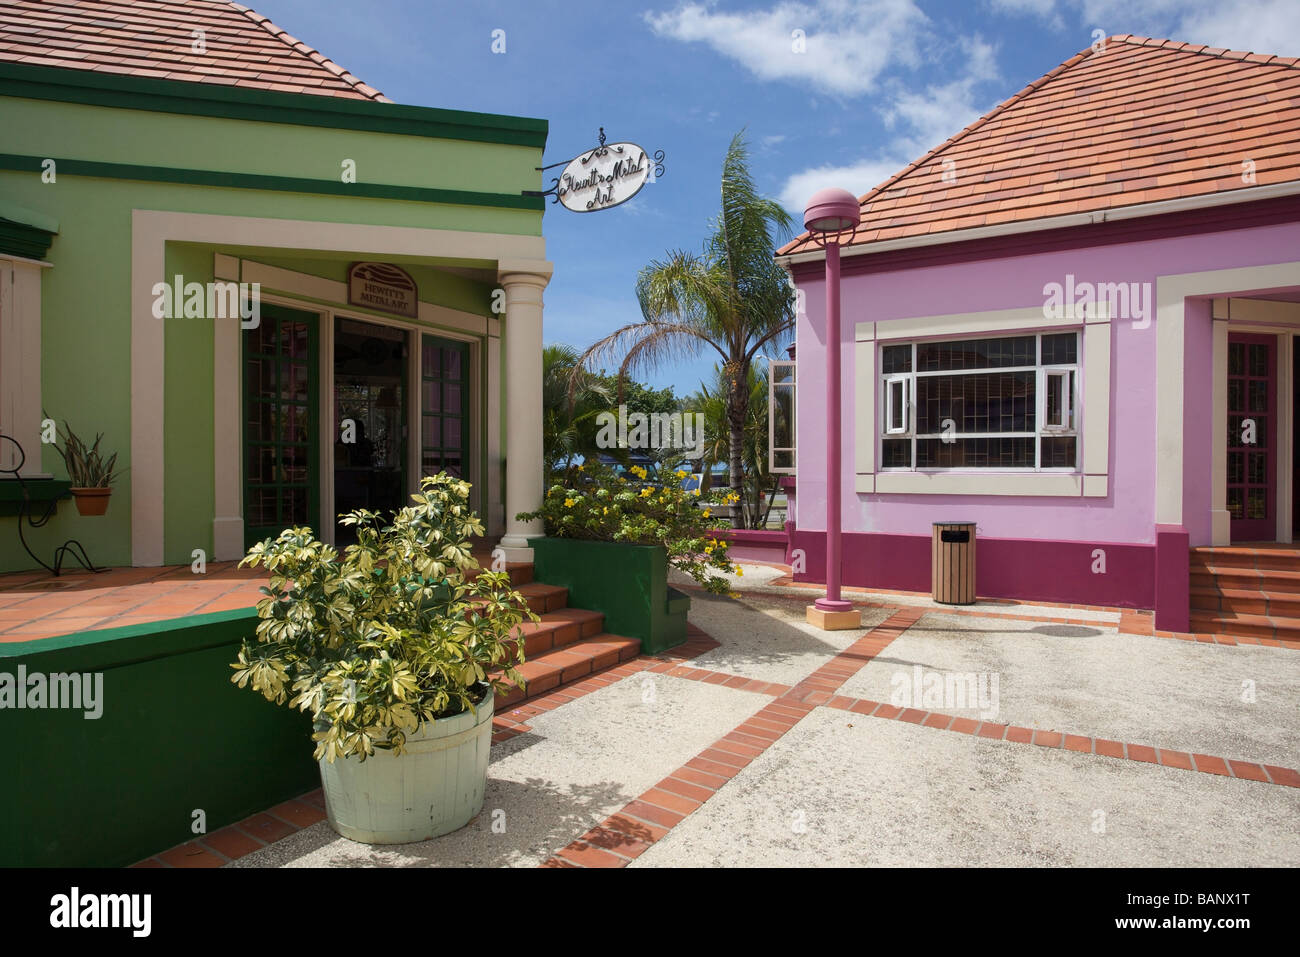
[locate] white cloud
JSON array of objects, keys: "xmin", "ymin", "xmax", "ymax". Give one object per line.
[
  {"xmin": 989, "ymin": 0, "xmax": 1300, "ymax": 57},
  {"xmin": 644, "ymin": 0, "xmax": 930, "ymax": 96},
  {"xmin": 779, "ymin": 158, "xmax": 907, "ymax": 211},
  {"xmin": 778, "ymin": 36, "xmax": 1000, "ymax": 211}
]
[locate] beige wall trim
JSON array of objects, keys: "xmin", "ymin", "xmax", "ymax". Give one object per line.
[
  {"xmin": 134, "ymin": 209, "xmax": 542, "ymax": 566},
  {"xmin": 1157, "ymin": 261, "xmax": 1300, "ymax": 540},
  {"xmin": 854, "ymin": 303, "xmax": 1101, "ymax": 498},
  {"xmin": 875, "ymin": 472, "xmax": 1083, "ymax": 496}
]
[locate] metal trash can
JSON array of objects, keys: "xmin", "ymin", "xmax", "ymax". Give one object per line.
[{"xmin": 932, "ymin": 521, "xmax": 976, "ymax": 605}]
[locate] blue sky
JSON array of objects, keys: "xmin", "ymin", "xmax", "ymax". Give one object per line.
[{"xmin": 252, "ymin": 0, "xmax": 1299, "ymax": 395}]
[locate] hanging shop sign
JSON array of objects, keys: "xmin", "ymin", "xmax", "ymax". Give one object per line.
[
  {"xmin": 530, "ymin": 128, "xmax": 666, "ymax": 213},
  {"xmin": 348, "ymin": 262, "xmax": 418, "ymax": 319}
]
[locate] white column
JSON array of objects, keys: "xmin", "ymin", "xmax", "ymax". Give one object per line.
[{"xmin": 497, "ymin": 264, "xmax": 552, "ymax": 561}]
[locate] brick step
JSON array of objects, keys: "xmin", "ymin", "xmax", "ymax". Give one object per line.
[
  {"xmin": 508, "ymin": 606, "xmax": 606, "ymax": 658},
  {"xmin": 1190, "ymin": 586, "xmax": 1300, "ymax": 619},
  {"xmin": 472, "ymin": 563, "xmax": 533, "ymax": 587},
  {"xmin": 1188, "ymin": 610, "xmax": 1300, "ymax": 643},
  {"xmin": 512, "ymin": 582, "xmax": 568, "ymax": 616},
  {"xmin": 1190, "ymin": 547, "xmax": 1300, "ymax": 572},
  {"xmin": 496, "ymin": 633, "xmax": 642, "ymax": 707},
  {"xmin": 1190, "ymin": 566, "xmax": 1300, "ymax": 594}
]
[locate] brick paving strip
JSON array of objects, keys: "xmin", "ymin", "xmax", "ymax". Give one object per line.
[{"xmin": 816, "ymin": 695, "xmax": 1300, "ymax": 790}]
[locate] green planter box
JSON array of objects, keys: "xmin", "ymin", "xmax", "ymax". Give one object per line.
[{"xmin": 528, "ymin": 537, "xmax": 690, "ymax": 655}]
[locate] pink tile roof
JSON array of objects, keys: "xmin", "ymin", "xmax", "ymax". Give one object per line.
[
  {"xmin": 780, "ymin": 35, "xmax": 1300, "ymax": 255},
  {"xmin": 0, "ymin": 0, "xmax": 390, "ymax": 101}
]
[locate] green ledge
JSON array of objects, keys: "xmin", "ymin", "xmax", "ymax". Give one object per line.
[{"xmin": 0, "ymin": 478, "xmax": 72, "ymax": 517}]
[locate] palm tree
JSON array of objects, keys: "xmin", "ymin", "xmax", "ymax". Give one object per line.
[
  {"xmin": 574, "ymin": 130, "xmax": 795, "ymax": 527},
  {"xmin": 542, "ymin": 344, "xmax": 611, "ymax": 478},
  {"xmin": 685, "ymin": 363, "xmax": 776, "ymax": 527}
]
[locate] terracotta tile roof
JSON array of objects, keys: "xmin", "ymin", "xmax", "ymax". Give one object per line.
[
  {"xmin": 0, "ymin": 0, "xmax": 389, "ymax": 101},
  {"xmin": 779, "ymin": 36, "xmax": 1300, "ymax": 256}
]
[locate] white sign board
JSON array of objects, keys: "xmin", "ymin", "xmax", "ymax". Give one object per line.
[{"xmin": 557, "ymin": 142, "xmax": 650, "ymax": 213}]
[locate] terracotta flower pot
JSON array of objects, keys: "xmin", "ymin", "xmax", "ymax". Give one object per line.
[{"xmin": 71, "ymin": 487, "xmax": 112, "ymax": 516}]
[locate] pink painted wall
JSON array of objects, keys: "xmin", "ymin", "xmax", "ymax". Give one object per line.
[{"xmin": 792, "ymin": 203, "xmax": 1300, "ymax": 552}]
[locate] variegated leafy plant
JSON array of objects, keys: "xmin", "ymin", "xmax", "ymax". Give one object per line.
[{"xmin": 231, "ymin": 474, "xmax": 535, "ymax": 762}]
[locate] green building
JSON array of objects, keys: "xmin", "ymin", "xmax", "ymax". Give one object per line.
[{"xmin": 0, "ymin": 0, "xmax": 553, "ymax": 574}]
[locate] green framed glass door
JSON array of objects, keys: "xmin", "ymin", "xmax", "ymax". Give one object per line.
[
  {"xmin": 333, "ymin": 317, "xmax": 408, "ymax": 545},
  {"xmin": 243, "ymin": 303, "xmax": 320, "ymax": 548},
  {"xmin": 421, "ymin": 335, "xmax": 469, "ymax": 482}
]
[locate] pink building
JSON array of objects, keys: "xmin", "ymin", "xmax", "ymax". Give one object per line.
[{"xmin": 774, "ymin": 36, "xmax": 1300, "ymax": 635}]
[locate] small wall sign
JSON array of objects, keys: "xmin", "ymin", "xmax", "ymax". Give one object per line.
[{"xmin": 348, "ymin": 262, "xmax": 418, "ymax": 318}]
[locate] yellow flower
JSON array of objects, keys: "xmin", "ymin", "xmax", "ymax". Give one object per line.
[
  {"xmin": 640, "ymin": 488, "xmax": 652, "ymax": 498},
  {"xmin": 703, "ymin": 509, "xmax": 711, "ymax": 517},
  {"xmin": 675, "ymin": 470, "xmax": 686, "ymax": 479},
  {"xmin": 735, "ymin": 566, "xmax": 744, "ymax": 576},
  {"xmin": 577, "ymin": 463, "xmax": 584, "ymax": 471},
  {"xmin": 603, "ymin": 507, "xmax": 608, "ymax": 515},
  {"xmin": 705, "ymin": 543, "xmax": 714, "ymax": 554},
  {"xmin": 564, "ymin": 498, "xmax": 575, "ymax": 507},
  {"xmin": 693, "ymin": 489, "xmax": 701, "ymax": 496},
  {"xmin": 728, "ymin": 591, "xmax": 741, "ymax": 600}
]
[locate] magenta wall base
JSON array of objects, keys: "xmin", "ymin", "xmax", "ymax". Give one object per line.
[
  {"xmin": 1154, "ymin": 524, "xmax": 1190, "ymax": 631},
  {"xmin": 789, "ymin": 529, "xmax": 1164, "ymax": 610}
]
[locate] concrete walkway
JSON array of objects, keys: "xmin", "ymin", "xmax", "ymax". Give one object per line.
[{"xmin": 198, "ymin": 566, "xmax": 1298, "ymax": 868}]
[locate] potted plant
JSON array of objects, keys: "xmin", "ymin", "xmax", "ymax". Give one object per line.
[
  {"xmin": 516, "ymin": 462, "xmax": 740, "ymax": 653},
  {"xmin": 230, "ymin": 474, "xmax": 536, "ymax": 844},
  {"xmin": 49, "ymin": 420, "xmax": 123, "ymax": 516}
]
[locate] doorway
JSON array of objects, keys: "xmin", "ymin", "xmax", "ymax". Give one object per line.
[
  {"xmin": 333, "ymin": 317, "xmax": 407, "ymax": 545},
  {"xmin": 1227, "ymin": 333, "xmax": 1276, "ymax": 542},
  {"xmin": 242, "ymin": 303, "xmax": 320, "ymax": 549}
]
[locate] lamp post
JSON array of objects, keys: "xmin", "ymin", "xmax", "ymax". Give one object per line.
[{"xmin": 803, "ymin": 188, "xmax": 862, "ymax": 630}]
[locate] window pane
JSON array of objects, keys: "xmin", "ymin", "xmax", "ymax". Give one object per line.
[
  {"xmin": 1040, "ymin": 436, "xmax": 1077, "ymax": 468},
  {"xmin": 916, "ymin": 436, "xmax": 1035, "ymax": 467},
  {"xmin": 888, "ymin": 380, "xmax": 905, "ymax": 431},
  {"xmin": 917, "ymin": 336, "xmax": 1034, "ymax": 372},
  {"xmin": 1040, "ymin": 333, "xmax": 1077, "ymax": 365},
  {"xmin": 881, "ymin": 344, "xmax": 912, "ymax": 374},
  {"xmin": 881, "ymin": 439, "xmax": 911, "ymax": 468},
  {"xmin": 773, "ymin": 383, "xmax": 793, "ymax": 452},
  {"xmin": 773, "ymin": 449, "xmax": 794, "ymax": 471},
  {"xmin": 916, "ymin": 371, "xmax": 1035, "ymax": 434}
]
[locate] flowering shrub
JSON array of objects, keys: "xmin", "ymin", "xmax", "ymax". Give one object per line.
[{"xmin": 516, "ymin": 462, "xmax": 741, "ymax": 595}]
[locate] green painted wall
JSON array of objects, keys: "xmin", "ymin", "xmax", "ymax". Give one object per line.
[
  {"xmin": 3, "ymin": 95, "xmax": 545, "ymax": 206},
  {"xmin": 0, "ymin": 610, "xmax": 318, "ymax": 867},
  {"xmin": 0, "ymin": 87, "xmax": 542, "ymax": 573},
  {"xmin": 163, "ymin": 243, "xmax": 218, "ymax": 567}
]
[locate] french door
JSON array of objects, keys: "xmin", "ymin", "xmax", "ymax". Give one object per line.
[
  {"xmin": 243, "ymin": 303, "xmax": 320, "ymax": 548},
  {"xmin": 1227, "ymin": 333, "xmax": 1276, "ymax": 542}
]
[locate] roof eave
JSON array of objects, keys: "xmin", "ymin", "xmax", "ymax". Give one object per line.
[{"xmin": 775, "ymin": 181, "xmax": 1300, "ymax": 268}]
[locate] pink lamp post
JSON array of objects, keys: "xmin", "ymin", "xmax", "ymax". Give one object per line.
[{"xmin": 803, "ymin": 188, "xmax": 862, "ymax": 630}]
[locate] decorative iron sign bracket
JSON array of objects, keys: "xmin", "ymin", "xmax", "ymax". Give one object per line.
[{"xmin": 525, "ymin": 128, "xmax": 665, "ymax": 212}]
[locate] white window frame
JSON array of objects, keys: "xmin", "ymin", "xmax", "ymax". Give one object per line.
[
  {"xmin": 877, "ymin": 330, "xmax": 1081, "ymax": 474},
  {"xmin": 883, "ymin": 374, "xmax": 911, "ymax": 435},
  {"xmin": 1041, "ymin": 367, "xmax": 1075, "ymax": 432},
  {"xmin": 768, "ymin": 358, "xmax": 796, "ymax": 474}
]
